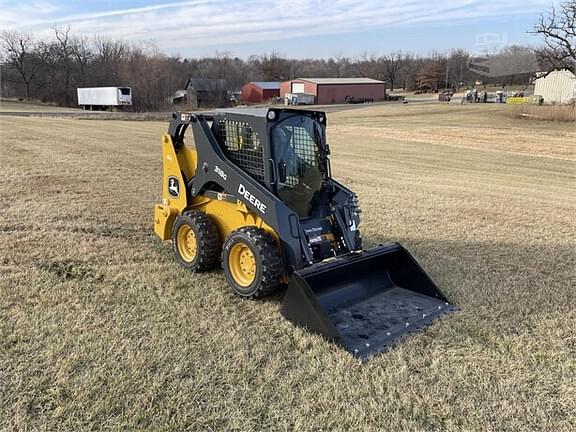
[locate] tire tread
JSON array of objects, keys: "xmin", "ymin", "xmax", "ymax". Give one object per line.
[{"xmin": 222, "ymin": 227, "xmax": 282, "ymax": 299}]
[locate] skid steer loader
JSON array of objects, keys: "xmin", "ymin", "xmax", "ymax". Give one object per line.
[{"xmin": 154, "ymin": 108, "xmax": 455, "ymax": 358}]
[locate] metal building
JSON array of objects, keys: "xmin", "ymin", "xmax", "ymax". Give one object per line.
[
  {"xmin": 183, "ymin": 78, "xmax": 228, "ymax": 108},
  {"xmin": 280, "ymin": 78, "xmax": 386, "ymax": 104},
  {"xmin": 241, "ymin": 81, "xmax": 281, "ymax": 103},
  {"xmin": 534, "ymin": 70, "xmax": 576, "ymax": 105}
]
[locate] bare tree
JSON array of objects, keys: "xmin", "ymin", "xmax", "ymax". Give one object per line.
[
  {"xmin": 331, "ymin": 53, "xmax": 350, "ymax": 78},
  {"xmin": 355, "ymin": 53, "xmax": 380, "ymax": 79},
  {"xmin": 532, "ymin": 1, "xmax": 576, "ymax": 71},
  {"xmin": 382, "ymin": 51, "xmax": 405, "ymax": 91},
  {"xmin": 92, "ymin": 36, "xmax": 129, "ymax": 84},
  {"xmin": 53, "ymin": 26, "xmax": 75, "ymax": 105},
  {"xmin": 0, "ymin": 30, "xmax": 41, "ymax": 100},
  {"xmin": 397, "ymin": 52, "xmax": 420, "ymax": 90},
  {"xmin": 71, "ymin": 36, "xmax": 92, "ymax": 83},
  {"xmin": 94, "ymin": 36, "xmax": 128, "ymax": 67},
  {"xmin": 446, "ymin": 49, "xmax": 469, "ymax": 89},
  {"xmin": 255, "ymin": 51, "xmax": 291, "ymax": 81},
  {"xmin": 415, "ymin": 54, "xmax": 446, "ymax": 92}
]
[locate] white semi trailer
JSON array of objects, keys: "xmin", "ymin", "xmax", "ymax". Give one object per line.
[{"xmin": 77, "ymin": 87, "xmax": 132, "ymax": 110}]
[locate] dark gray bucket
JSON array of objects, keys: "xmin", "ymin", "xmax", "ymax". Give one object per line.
[{"xmin": 280, "ymin": 243, "xmax": 456, "ymax": 359}]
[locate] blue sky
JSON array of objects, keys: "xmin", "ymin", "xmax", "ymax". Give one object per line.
[{"xmin": 0, "ymin": 0, "xmax": 552, "ymax": 58}]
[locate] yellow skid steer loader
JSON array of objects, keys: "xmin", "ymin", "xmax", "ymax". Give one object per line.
[{"xmin": 154, "ymin": 108, "xmax": 455, "ymax": 358}]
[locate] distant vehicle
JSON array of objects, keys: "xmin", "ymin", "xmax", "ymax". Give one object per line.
[
  {"xmin": 77, "ymin": 87, "xmax": 132, "ymax": 110},
  {"xmin": 227, "ymin": 91, "xmax": 241, "ymax": 104},
  {"xmin": 461, "ymin": 89, "xmax": 479, "ymax": 104},
  {"xmin": 284, "ymin": 93, "xmax": 315, "ymax": 105},
  {"xmin": 344, "ymin": 95, "xmax": 374, "ymax": 104},
  {"xmin": 438, "ymin": 90, "xmax": 454, "ymax": 102}
]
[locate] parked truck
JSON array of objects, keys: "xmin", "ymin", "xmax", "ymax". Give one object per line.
[
  {"xmin": 284, "ymin": 93, "xmax": 315, "ymax": 105},
  {"xmin": 77, "ymin": 87, "xmax": 132, "ymax": 110}
]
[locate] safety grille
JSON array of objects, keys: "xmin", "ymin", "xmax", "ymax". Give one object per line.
[
  {"xmin": 274, "ymin": 122, "xmax": 321, "ymax": 188},
  {"xmin": 213, "ymin": 120, "xmax": 265, "ymax": 185},
  {"xmin": 288, "ymin": 125, "xmax": 318, "ymax": 187}
]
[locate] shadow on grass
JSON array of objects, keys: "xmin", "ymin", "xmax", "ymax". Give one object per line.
[
  {"xmin": 156, "ymin": 234, "xmax": 574, "ymax": 319},
  {"xmin": 260, "ymin": 234, "xmax": 573, "ymax": 323},
  {"xmin": 366, "ymin": 235, "xmax": 575, "ymax": 315}
]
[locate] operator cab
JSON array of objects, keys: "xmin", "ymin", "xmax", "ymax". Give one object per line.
[
  {"xmin": 268, "ymin": 110, "xmax": 354, "ymax": 262},
  {"xmin": 211, "ymin": 108, "xmax": 357, "ymax": 261},
  {"xmin": 212, "ymin": 108, "xmax": 329, "ymax": 218},
  {"xmin": 271, "ymin": 113, "xmax": 327, "ymax": 217}
]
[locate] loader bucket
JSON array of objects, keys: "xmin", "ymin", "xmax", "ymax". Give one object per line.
[{"xmin": 281, "ymin": 243, "xmax": 456, "ymax": 359}]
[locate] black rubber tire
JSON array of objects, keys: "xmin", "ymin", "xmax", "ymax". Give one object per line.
[
  {"xmin": 222, "ymin": 227, "xmax": 283, "ymax": 299},
  {"xmin": 172, "ymin": 210, "xmax": 220, "ymax": 272}
]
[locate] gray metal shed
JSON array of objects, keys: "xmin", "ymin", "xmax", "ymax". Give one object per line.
[
  {"xmin": 534, "ymin": 70, "xmax": 576, "ymax": 104},
  {"xmin": 184, "ymin": 78, "xmax": 229, "ymax": 108}
]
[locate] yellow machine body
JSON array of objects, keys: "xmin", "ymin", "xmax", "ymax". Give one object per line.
[{"xmin": 153, "ymin": 134, "xmax": 279, "ymax": 246}]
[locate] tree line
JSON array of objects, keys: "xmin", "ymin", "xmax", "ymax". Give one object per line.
[{"xmin": 1, "ymin": 1, "xmax": 573, "ymax": 111}]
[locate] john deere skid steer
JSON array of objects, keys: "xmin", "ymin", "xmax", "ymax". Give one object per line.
[{"xmin": 154, "ymin": 108, "xmax": 455, "ymax": 358}]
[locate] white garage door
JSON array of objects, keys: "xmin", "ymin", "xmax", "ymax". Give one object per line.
[{"xmin": 292, "ymin": 83, "xmax": 305, "ymax": 93}]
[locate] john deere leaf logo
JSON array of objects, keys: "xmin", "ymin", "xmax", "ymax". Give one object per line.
[{"xmin": 168, "ymin": 176, "xmax": 180, "ymax": 197}]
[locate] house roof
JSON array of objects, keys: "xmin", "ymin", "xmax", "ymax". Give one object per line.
[
  {"xmin": 295, "ymin": 77, "xmax": 385, "ymax": 85},
  {"xmin": 185, "ymin": 78, "xmax": 228, "ymax": 91},
  {"xmin": 536, "ymin": 69, "xmax": 576, "ymax": 80},
  {"xmin": 250, "ymin": 81, "xmax": 281, "ymax": 89}
]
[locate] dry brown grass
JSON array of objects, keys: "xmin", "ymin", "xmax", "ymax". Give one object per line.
[
  {"xmin": 512, "ymin": 103, "xmax": 576, "ymax": 122},
  {"xmin": 1, "ymin": 104, "xmax": 575, "ymax": 431},
  {"xmin": 0, "ymin": 99, "xmax": 83, "ymax": 113}
]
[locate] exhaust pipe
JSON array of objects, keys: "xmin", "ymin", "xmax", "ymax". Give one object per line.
[{"xmin": 281, "ymin": 243, "xmax": 456, "ymax": 359}]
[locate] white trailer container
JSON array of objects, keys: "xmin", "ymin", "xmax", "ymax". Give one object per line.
[{"xmin": 77, "ymin": 87, "xmax": 132, "ymax": 110}]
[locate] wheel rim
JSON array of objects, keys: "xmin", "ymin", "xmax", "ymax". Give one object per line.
[
  {"xmin": 228, "ymin": 243, "xmax": 256, "ymax": 287},
  {"xmin": 176, "ymin": 225, "xmax": 197, "ymax": 262}
]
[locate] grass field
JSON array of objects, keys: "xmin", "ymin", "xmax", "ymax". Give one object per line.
[
  {"xmin": 0, "ymin": 99, "xmax": 83, "ymax": 113},
  {"xmin": 1, "ymin": 103, "xmax": 575, "ymax": 431}
]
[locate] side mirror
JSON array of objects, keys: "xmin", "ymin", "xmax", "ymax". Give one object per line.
[{"xmin": 278, "ymin": 162, "xmax": 287, "ymax": 183}]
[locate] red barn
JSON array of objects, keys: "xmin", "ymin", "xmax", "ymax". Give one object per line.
[
  {"xmin": 280, "ymin": 78, "xmax": 386, "ymax": 104},
  {"xmin": 241, "ymin": 81, "xmax": 281, "ymax": 103}
]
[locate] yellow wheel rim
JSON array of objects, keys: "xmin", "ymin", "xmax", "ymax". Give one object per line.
[
  {"xmin": 228, "ymin": 243, "xmax": 256, "ymax": 287},
  {"xmin": 176, "ymin": 225, "xmax": 197, "ymax": 263}
]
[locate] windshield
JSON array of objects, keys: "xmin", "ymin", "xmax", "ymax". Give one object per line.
[{"xmin": 272, "ymin": 115, "xmax": 325, "ymax": 217}]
